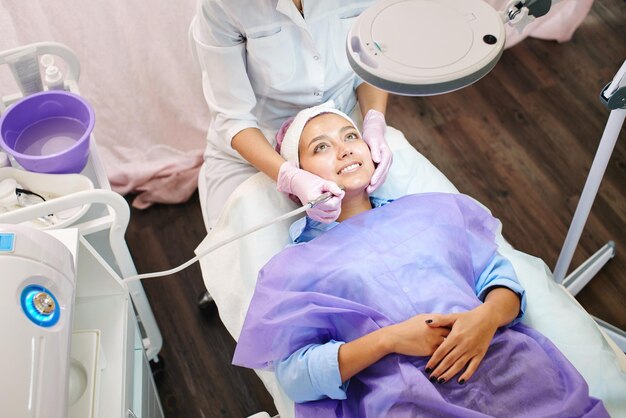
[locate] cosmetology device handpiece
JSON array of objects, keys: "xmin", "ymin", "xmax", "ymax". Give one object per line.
[{"xmin": 124, "ymin": 191, "xmax": 337, "ymax": 282}]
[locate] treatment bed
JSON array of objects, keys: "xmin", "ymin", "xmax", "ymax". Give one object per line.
[{"xmin": 196, "ymin": 128, "xmax": 626, "ymax": 418}]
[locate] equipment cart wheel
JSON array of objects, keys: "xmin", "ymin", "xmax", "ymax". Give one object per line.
[{"xmin": 197, "ymin": 290, "xmax": 215, "ymax": 310}]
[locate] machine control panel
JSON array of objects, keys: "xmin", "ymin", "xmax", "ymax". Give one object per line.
[{"xmin": 0, "ymin": 232, "xmax": 15, "ymax": 252}]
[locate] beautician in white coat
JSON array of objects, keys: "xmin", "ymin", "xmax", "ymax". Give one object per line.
[{"xmin": 192, "ymin": 0, "xmax": 394, "ymax": 225}]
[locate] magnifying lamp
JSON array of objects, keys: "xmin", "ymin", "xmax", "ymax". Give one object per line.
[{"xmin": 347, "ymin": 0, "xmax": 553, "ymax": 96}]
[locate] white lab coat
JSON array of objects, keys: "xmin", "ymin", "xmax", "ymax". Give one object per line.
[{"xmin": 192, "ymin": 0, "xmax": 374, "ymax": 224}]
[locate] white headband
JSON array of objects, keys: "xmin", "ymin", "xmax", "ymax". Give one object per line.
[{"xmin": 278, "ymin": 100, "xmax": 359, "ymax": 167}]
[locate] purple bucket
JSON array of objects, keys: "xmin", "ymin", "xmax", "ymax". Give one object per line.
[{"xmin": 0, "ymin": 91, "xmax": 95, "ymax": 174}]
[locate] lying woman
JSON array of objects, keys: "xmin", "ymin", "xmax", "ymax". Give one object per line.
[{"xmin": 232, "ymin": 102, "xmax": 608, "ymax": 418}]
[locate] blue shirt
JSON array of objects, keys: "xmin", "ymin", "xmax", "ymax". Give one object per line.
[
  {"xmin": 288, "ymin": 196, "xmax": 390, "ymax": 244},
  {"xmin": 276, "ymin": 198, "xmax": 527, "ymax": 403}
]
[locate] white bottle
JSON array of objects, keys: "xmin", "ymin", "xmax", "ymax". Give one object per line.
[
  {"xmin": 44, "ymin": 65, "xmax": 65, "ymax": 91},
  {"xmin": 40, "ymin": 54, "xmax": 55, "ymax": 68}
]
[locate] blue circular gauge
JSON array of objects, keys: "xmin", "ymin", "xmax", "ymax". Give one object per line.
[{"xmin": 20, "ymin": 285, "xmax": 60, "ymax": 327}]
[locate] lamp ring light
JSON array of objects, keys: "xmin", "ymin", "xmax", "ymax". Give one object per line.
[{"xmin": 347, "ymin": 0, "xmax": 554, "ymax": 96}]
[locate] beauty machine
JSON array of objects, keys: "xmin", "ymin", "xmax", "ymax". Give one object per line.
[
  {"xmin": 0, "ymin": 224, "xmax": 75, "ymax": 417},
  {"xmin": 347, "ymin": 0, "xmax": 626, "ymax": 348}
]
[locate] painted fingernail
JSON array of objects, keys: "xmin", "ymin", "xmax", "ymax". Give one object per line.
[
  {"xmin": 459, "ymin": 379, "xmax": 466, "ymax": 385},
  {"xmin": 429, "ymin": 376, "xmax": 437, "ymax": 383},
  {"xmin": 425, "ymin": 319, "xmax": 433, "ymax": 324},
  {"xmin": 425, "ymin": 367, "xmax": 432, "ymax": 374},
  {"xmin": 438, "ymin": 378, "xmax": 446, "ymax": 384}
]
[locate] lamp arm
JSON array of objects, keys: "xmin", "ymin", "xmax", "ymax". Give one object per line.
[
  {"xmin": 501, "ymin": 0, "xmax": 563, "ymax": 32},
  {"xmin": 524, "ymin": 0, "xmax": 557, "ymax": 18}
]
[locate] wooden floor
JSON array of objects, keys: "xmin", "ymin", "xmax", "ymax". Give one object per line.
[{"xmin": 124, "ymin": 2, "xmax": 625, "ymax": 416}]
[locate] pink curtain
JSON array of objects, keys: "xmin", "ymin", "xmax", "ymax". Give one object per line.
[{"xmin": 0, "ymin": 0, "xmax": 207, "ymax": 209}]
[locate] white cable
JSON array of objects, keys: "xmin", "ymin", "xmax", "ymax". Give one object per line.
[{"xmin": 124, "ymin": 192, "xmax": 333, "ymax": 282}]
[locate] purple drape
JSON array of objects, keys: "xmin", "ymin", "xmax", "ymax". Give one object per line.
[{"xmin": 234, "ymin": 193, "xmax": 607, "ymax": 418}]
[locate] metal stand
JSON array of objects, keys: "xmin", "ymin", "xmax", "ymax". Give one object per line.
[{"xmin": 553, "ymin": 60, "xmax": 626, "ymax": 352}]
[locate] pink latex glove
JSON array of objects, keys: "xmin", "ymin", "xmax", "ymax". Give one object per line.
[
  {"xmin": 277, "ymin": 161, "xmax": 345, "ymax": 223},
  {"xmin": 362, "ymin": 109, "xmax": 393, "ymax": 193}
]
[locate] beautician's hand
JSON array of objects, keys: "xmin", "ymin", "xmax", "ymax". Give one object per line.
[
  {"xmin": 361, "ymin": 109, "xmax": 392, "ymax": 193},
  {"xmin": 385, "ymin": 314, "xmax": 451, "ymax": 357},
  {"xmin": 424, "ymin": 305, "xmax": 499, "ymax": 384},
  {"xmin": 277, "ymin": 161, "xmax": 345, "ymax": 223}
]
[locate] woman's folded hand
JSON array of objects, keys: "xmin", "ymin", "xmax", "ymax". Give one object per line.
[
  {"xmin": 423, "ymin": 305, "xmax": 499, "ymax": 384},
  {"xmin": 385, "ymin": 313, "xmax": 451, "ymax": 357}
]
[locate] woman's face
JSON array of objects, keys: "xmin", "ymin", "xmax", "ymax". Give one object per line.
[{"xmin": 298, "ymin": 113, "xmax": 375, "ymax": 194}]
